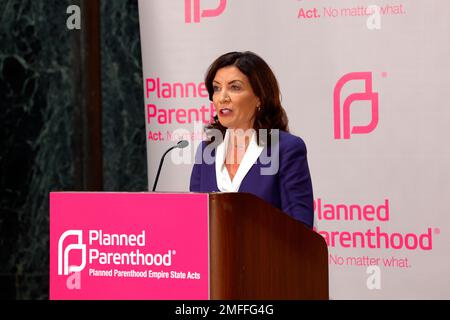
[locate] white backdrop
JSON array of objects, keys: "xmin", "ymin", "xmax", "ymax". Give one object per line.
[{"xmin": 138, "ymin": 0, "xmax": 450, "ymax": 299}]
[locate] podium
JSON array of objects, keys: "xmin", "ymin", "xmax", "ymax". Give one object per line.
[
  {"xmin": 50, "ymin": 192, "xmax": 328, "ymax": 300},
  {"xmin": 209, "ymin": 192, "xmax": 328, "ymax": 300}
]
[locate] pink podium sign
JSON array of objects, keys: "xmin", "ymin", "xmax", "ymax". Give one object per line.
[{"xmin": 50, "ymin": 192, "xmax": 209, "ymax": 300}]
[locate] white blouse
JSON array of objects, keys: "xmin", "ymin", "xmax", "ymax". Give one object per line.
[{"xmin": 215, "ymin": 129, "xmax": 264, "ymax": 192}]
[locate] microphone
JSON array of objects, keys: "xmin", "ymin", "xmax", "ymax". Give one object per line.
[{"xmin": 152, "ymin": 140, "xmax": 189, "ymax": 191}]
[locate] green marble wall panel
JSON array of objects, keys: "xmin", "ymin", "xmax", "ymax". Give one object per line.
[
  {"xmin": 0, "ymin": 0, "xmax": 76, "ymax": 299},
  {"xmin": 0, "ymin": 0, "xmax": 146, "ymax": 299},
  {"xmin": 101, "ymin": 0, "xmax": 147, "ymax": 192}
]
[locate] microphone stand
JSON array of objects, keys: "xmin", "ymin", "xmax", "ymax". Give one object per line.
[{"xmin": 152, "ymin": 140, "xmax": 189, "ymax": 192}]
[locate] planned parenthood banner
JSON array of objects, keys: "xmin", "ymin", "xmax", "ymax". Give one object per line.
[
  {"xmin": 50, "ymin": 192, "xmax": 209, "ymax": 299},
  {"xmin": 138, "ymin": 0, "xmax": 450, "ymax": 299}
]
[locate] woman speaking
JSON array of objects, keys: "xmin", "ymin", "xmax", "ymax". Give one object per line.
[{"xmin": 190, "ymin": 51, "xmax": 314, "ymax": 229}]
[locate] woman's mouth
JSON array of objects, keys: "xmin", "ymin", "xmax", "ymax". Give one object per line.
[{"xmin": 219, "ymin": 108, "xmax": 233, "ymax": 116}]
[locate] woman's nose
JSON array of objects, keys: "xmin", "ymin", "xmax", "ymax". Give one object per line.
[{"xmin": 220, "ymin": 90, "xmax": 231, "ymax": 103}]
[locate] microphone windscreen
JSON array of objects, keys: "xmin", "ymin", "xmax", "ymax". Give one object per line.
[{"xmin": 177, "ymin": 140, "xmax": 189, "ymax": 148}]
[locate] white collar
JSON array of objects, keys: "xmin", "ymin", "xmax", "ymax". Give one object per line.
[{"xmin": 215, "ymin": 129, "xmax": 264, "ymax": 192}]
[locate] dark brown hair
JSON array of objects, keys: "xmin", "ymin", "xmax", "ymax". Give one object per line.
[{"xmin": 204, "ymin": 51, "xmax": 289, "ymax": 145}]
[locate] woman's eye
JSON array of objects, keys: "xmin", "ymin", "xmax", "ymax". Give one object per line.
[
  {"xmin": 231, "ymin": 85, "xmax": 241, "ymax": 91},
  {"xmin": 213, "ymin": 86, "xmax": 221, "ymax": 92}
]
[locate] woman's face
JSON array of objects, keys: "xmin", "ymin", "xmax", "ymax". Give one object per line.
[{"xmin": 212, "ymin": 66, "xmax": 260, "ymax": 131}]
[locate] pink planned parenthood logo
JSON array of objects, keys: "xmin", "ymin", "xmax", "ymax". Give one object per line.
[
  {"xmin": 333, "ymin": 72, "xmax": 379, "ymax": 139},
  {"xmin": 185, "ymin": 0, "xmax": 227, "ymax": 23},
  {"xmin": 58, "ymin": 230, "xmax": 86, "ymax": 277},
  {"xmin": 50, "ymin": 192, "xmax": 209, "ymax": 300}
]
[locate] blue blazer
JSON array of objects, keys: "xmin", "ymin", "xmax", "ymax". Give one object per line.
[{"xmin": 189, "ymin": 131, "xmax": 314, "ymax": 228}]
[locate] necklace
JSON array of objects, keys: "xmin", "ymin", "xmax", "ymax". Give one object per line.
[{"xmin": 232, "ymin": 143, "xmax": 246, "ymax": 150}]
